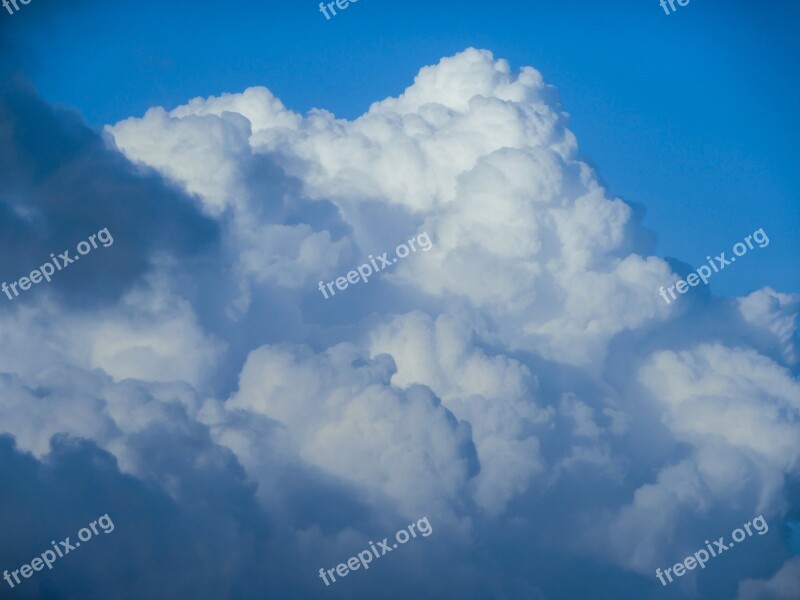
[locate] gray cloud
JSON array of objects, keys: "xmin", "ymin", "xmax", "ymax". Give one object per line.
[{"xmin": 0, "ymin": 73, "xmax": 219, "ymax": 309}]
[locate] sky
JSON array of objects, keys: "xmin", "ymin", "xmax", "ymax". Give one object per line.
[{"xmin": 1, "ymin": 0, "xmax": 799, "ymax": 599}]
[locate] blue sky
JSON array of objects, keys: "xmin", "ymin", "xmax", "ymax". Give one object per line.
[
  {"xmin": 2, "ymin": 2, "xmax": 800, "ymax": 599},
  {"xmin": 13, "ymin": 0, "xmax": 799, "ymax": 297}
]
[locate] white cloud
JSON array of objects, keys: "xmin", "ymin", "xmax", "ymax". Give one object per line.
[
  {"xmin": 0, "ymin": 47, "xmax": 796, "ymax": 598},
  {"xmin": 102, "ymin": 47, "xmax": 800, "ymax": 591},
  {"xmin": 739, "ymin": 287, "xmax": 800, "ymax": 366},
  {"xmin": 368, "ymin": 311, "xmax": 549, "ymax": 514},
  {"xmin": 226, "ymin": 342, "xmax": 477, "ymax": 523},
  {"xmin": 593, "ymin": 343, "xmax": 800, "ymax": 572},
  {"xmin": 108, "ymin": 48, "xmax": 674, "ymax": 368},
  {"xmin": 641, "ymin": 344, "xmax": 800, "ymax": 470}
]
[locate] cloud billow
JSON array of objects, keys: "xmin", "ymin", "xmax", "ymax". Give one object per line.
[{"xmin": 0, "ymin": 47, "xmax": 797, "ymax": 599}]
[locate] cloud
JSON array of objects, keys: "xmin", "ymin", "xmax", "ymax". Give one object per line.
[
  {"xmin": 368, "ymin": 311, "xmax": 549, "ymax": 514},
  {"xmin": 0, "ymin": 73, "xmax": 219, "ymax": 310},
  {"xmin": 738, "ymin": 558, "xmax": 800, "ymax": 600},
  {"xmin": 226, "ymin": 341, "xmax": 479, "ymax": 524},
  {"xmin": 0, "ymin": 46, "xmax": 797, "ymax": 599}
]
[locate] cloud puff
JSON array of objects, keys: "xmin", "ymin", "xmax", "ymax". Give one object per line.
[
  {"xmin": 368, "ymin": 311, "xmax": 549, "ymax": 514},
  {"xmin": 588, "ymin": 343, "xmax": 800, "ymax": 572},
  {"xmin": 226, "ymin": 342, "xmax": 479, "ymax": 523}
]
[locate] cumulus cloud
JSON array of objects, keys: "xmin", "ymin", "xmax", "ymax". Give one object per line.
[{"xmin": 0, "ymin": 45, "xmax": 798, "ymax": 600}]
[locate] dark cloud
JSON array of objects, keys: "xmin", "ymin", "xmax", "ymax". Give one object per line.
[
  {"xmin": 0, "ymin": 71, "xmax": 219, "ymax": 309},
  {"xmin": 0, "ymin": 433, "xmax": 275, "ymax": 599}
]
